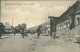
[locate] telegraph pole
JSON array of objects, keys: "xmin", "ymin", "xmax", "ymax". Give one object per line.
[
  {"xmin": 26, "ymin": 18, "xmax": 27, "ymax": 29},
  {"xmin": 0, "ymin": 0, "xmax": 1, "ymax": 22},
  {"xmin": 47, "ymin": 12, "xmax": 49, "ymax": 24},
  {"xmin": 12, "ymin": 17, "xmax": 13, "ymax": 35},
  {"xmin": 45, "ymin": 12, "xmax": 47, "ymax": 25},
  {"xmin": 12, "ymin": 17, "xmax": 13, "ymax": 27}
]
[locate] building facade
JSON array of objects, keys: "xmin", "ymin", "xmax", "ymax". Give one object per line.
[{"xmin": 49, "ymin": 0, "xmax": 80, "ymax": 41}]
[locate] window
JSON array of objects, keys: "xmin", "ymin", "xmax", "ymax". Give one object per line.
[
  {"xmin": 60, "ymin": 25, "xmax": 62, "ymax": 29},
  {"xmin": 67, "ymin": 22, "xmax": 70, "ymax": 27},
  {"xmin": 64, "ymin": 22, "xmax": 70, "ymax": 28},
  {"xmin": 64, "ymin": 23, "xmax": 66, "ymax": 28},
  {"xmin": 57, "ymin": 24, "xmax": 63, "ymax": 30},
  {"xmin": 57, "ymin": 25, "xmax": 62, "ymax": 30},
  {"xmin": 77, "ymin": 17, "xmax": 80, "ymax": 25},
  {"xmin": 56, "ymin": 25, "xmax": 62, "ymax": 30}
]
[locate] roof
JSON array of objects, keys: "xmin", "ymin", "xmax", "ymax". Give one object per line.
[
  {"xmin": 48, "ymin": 16, "xmax": 59, "ymax": 18},
  {"xmin": 59, "ymin": 1, "xmax": 79, "ymax": 18},
  {"xmin": 56, "ymin": 0, "xmax": 80, "ymax": 24}
]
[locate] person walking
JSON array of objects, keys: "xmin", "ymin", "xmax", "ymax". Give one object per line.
[
  {"xmin": 13, "ymin": 28, "xmax": 16, "ymax": 36},
  {"xmin": 21, "ymin": 29, "xmax": 28, "ymax": 38},
  {"xmin": 37, "ymin": 26, "xmax": 41, "ymax": 39},
  {"xmin": 21, "ymin": 29, "xmax": 25, "ymax": 38}
]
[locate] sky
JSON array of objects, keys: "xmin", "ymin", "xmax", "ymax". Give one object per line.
[{"xmin": 1, "ymin": 0, "xmax": 77, "ymax": 28}]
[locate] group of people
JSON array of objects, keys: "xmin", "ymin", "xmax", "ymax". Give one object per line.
[
  {"xmin": 20, "ymin": 26, "xmax": 42, "ymax": 39},
  {"xmin": 21, "ymin": 29, "xmax": 28, "ymax": 38}
]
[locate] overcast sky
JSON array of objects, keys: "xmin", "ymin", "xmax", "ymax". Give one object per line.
[{"xmin": 1, "ymin": 0, "xmax": 77, "ymax": 28}]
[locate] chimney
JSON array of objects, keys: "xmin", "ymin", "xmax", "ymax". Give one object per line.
[
  {"xmin": 67, "ymin": 6, "xmax": 70, "ymax": 10},
  {"xmin": 69, "ymin": 6, "xmax": 70, "ymax": 8}
]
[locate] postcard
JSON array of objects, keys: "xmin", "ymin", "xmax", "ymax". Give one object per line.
[{"xmin": 0, "ymin": 0, "xmax": 80, "ymax": 52}]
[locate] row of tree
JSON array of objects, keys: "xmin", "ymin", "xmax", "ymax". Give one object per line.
[{"xmin": 15, "ymin": 23, "xmax": 27, "ymax": 30}]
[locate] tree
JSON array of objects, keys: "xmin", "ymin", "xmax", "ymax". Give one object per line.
[
  {"xmin": 18, "ymin": 23, "xmax": 27, "ymax": 30},
  {"xmin": 4, "ymin": 22, "xmax": 10, "ymax": 27},
  {"xmin": 21, "ymin": 23, "xmax": 27, "ymax": 29},
  {"xmin": 18, "ymin": 24, "xmax": 22, "ymax": 30}
]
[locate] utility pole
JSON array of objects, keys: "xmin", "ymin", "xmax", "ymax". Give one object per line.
[
  {"xmin": 26, "ymin": 18, "xmax": 27, "ymax": 29},
  {"xmin": 12, "ymin": 17, "xmax": 13, "ymax": 27},
  {"xmin": 45, "ymin": 11, "xmax": 47, "ymax": 34},
  {"xmin": 12, "ymin": 17, "xmax": 13, "ymax": 35},
  {"xmin": 47, "ymin": 12, "xmax": 49, "ymax": 24},
  {"xmin": 0, "ymin": 0, "xmax": 1, "ymax": 22},
  {"xmin": 45, "ymin": 12, "xmax": 47, "ymax": 25},
  {"xmin": 45, "ymin": 8, "xmax": 49, "ymax": 34}
]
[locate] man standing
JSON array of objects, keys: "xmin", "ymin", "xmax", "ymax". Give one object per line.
[
  {"xmin": 0, "ymin": 23, "xmax": 4, "ymax": 39},
  {"xmin": 21, "ymin": 29, "xmax": 24, "ymax": 38},
  {"xmin": 37, "ymin": 26, "xmax": 41, "ymax": 38},
  {"xmin": 13, "ymin": 28, "xmax": 16, "ymax": 36}
]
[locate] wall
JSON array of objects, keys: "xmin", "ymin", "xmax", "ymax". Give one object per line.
[
  {"xmin": 56, "ymin": 11, "xmax": 80, "ymax": 41},
  {"xmin": 75, "ymin": 14, "xmax": 80, "ymax": 36},
  {"xmin": 56, "ymin": 19, "xmax": 70, "ymax": 36}
]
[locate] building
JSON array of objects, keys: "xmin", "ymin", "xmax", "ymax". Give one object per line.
[
  {"xmin": 49, "ymin": 16, "xmax": 59, "ymax": 38},
  {"xmin": 49, "ymin": 0, "xmax": 80, "ymax": 41},
  {"xmin": 42, "ymin": 24, "xmax": 50, "ymax": 35}
]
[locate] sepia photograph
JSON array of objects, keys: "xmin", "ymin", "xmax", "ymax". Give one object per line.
[{"xmin": 0, "ymin": 0, "xmax": 80, "ymax": 52}]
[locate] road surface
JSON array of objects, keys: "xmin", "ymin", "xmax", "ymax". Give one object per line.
[
  {"xmin": 0, "ymin": 34, "xmax": 80, "ymax": 52},
  {"xmin": 0, "ymin": 34, "xmax": 37, "ymax": 52}
]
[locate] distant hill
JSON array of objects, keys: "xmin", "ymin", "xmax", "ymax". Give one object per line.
[{"xmin": 29, "ymin": 21, "xmax": 50, "ymax": 33}]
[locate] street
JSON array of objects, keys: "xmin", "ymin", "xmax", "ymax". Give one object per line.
[
  {"xmin": 0, "ymin": 0, "xmax": 80, "ymax": 52},
  {"xmin": 0, "ymin": 34, "xmax": 37, "ymax": 52},
  {"xmin": 0, "ymin": 34, "xmax": 80, "ymax": 52}
]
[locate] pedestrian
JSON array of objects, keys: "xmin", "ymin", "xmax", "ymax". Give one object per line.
[
  {"xmin": 21, "ymin": 29, "xmax": 28, "ymax": 38},
  {"xmin": 21, "ymin": 29, "xmax": 24, "ymax": 38},
  {"xmin": 20, "ymin": 29, "xmax": 22, "ymax": 37},
  {"xmin": 0, "ymin": 23, "xmax": 4, "ymax": 39},
  {"xmin": 53, "ymin": 32, "xmax": 56, "ymax": 39},
  {"xmin": 37, "ymin": 26, "xmax": 41, "ymax": 39},
  {"xmin": 13, "ymin": 28, "xmax": 16, "ymax": 36},
  {"xmin": 24, "ymin": 29, "xmax": 28, "ymax": 37},
  {"xmin": 14, "ymin": 31, "xmax": 15, "ymax": 36}
]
